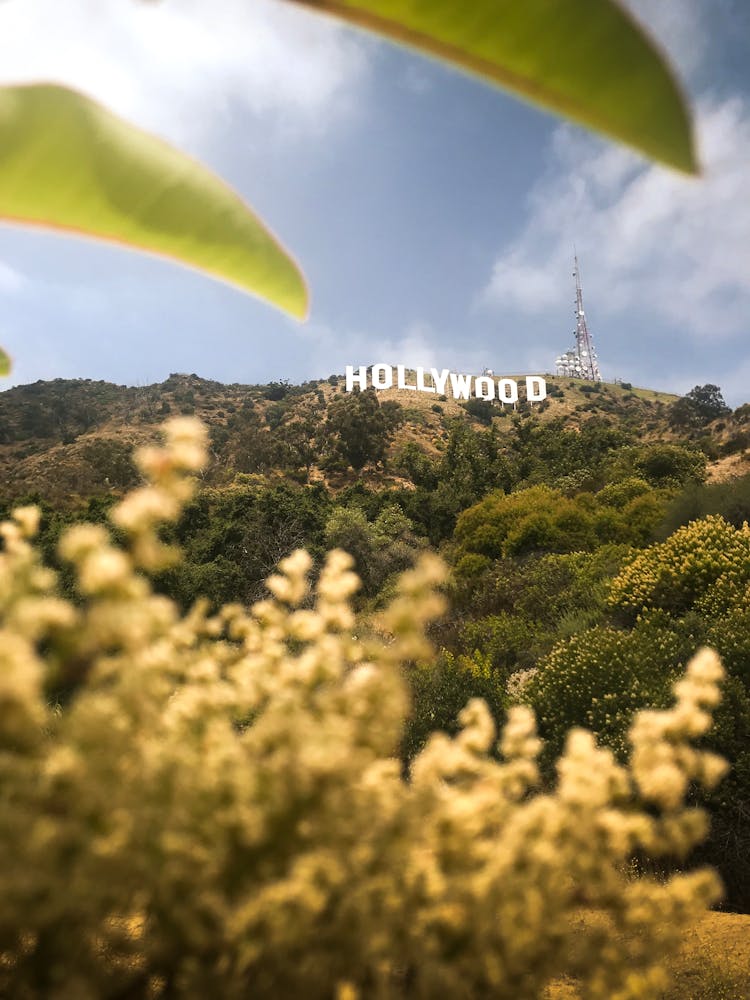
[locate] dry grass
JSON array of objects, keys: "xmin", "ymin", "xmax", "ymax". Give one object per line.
[
  {"xmin": 2, "ymin": 371, "xmax": 743, "ymax": 505},
  {"xmin": 706, "ymin": 452, "xmax": 750, "ymax": 483},
  {"xmin": 545, "ymin": 912, "xmax": 750, "ymax": 999}
]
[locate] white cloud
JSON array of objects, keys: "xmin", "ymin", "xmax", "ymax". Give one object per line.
[
  {"xmin": 296, "ymin": 318, "xmax": 499, "ymax": 381},
  {"xmin": 0, "ymin": 0, "xmax": 370, "ymax": 148},
  {"xmin": 480, "ymin": 96, "xmax": 750, "ymax": 345},
  {"xmin": 298, "ymin": 319, "xmax": 439, "ymax": 376}
]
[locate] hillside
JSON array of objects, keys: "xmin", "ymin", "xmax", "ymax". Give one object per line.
[
  {"xmin": 0, "ymin": 371, "xmax": 746, "ymax": 504},
  {"xmin": 3, "ymin": 371, "xmax": 750, "ymax": 924}
]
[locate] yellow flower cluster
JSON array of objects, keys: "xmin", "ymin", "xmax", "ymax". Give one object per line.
[
  {"xmin": 527, "ymin": 619, "xmax": 684, "ymax": 761},
  {"xmin": 0, "ymin": 420, "xmax": 728, "ymax": 998},
  {"xmin": 609, "ymin": 514, "xmax": 750, "ymax": 618}
]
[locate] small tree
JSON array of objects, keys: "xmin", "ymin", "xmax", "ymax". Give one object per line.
[
  {"xmin": 326, "ymin": 388, "xmax": 390, "ymax": 472},
  {"xmin": 670, "ymin": 384, "xmax": 730, "ymax": 428},
  {"xmin": 324, "ymin": 503, "xmax": 425, "ymax": 597}
]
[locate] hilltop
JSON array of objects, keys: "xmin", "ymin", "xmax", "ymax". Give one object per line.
[{"xmin": 0, "ymin": 371, "xmax": 746, "ymax": 505}]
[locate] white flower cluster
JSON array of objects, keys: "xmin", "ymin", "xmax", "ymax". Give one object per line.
[{"xmin": 0, "ymin": 419, "xmax": 728, "ymax": 999}]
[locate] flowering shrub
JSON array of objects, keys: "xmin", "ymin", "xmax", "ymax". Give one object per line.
[
  {"xmin": 0, "ymin": 419, "xmax": 729, "ymax": 998},
  {"xmin": 524, "ymin": 616, "xmax": 692, "ymax": 763},
  {"xmin": 608, "ymin": 515, "xmax": 750, "ymax": 620}
]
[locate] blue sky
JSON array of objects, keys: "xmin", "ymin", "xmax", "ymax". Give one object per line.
[{"xmin": 0, "ymin": 0, "xmax": 749, "ymax": 403}]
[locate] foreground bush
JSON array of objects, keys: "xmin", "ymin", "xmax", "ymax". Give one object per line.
[{"xmin": 0, "ymin": 419, "xmax": 729, "ymax": 998}]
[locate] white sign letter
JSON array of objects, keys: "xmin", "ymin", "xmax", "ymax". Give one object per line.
[
  {"xmin": 498, "ymin": 379, "xmax": 519, "ymax": 404},
  {"xmin": 371, "ymin": 363, "xmax": 393, "ymax": 390},
  {"xmin": 474, "ymin": 376, "xmax": 495, "ymax": 400},
  {"xmin": 449, "ymin": 372, "xmax": 472, "ymax": 400},
  {"xmin": 430, "ymin": 368, "xmax": 450, "ymax": 395},
  {"xmin": 416, "ymin": 367, "xmax": 435, "ymax": 393},
  {"xmin": 345, "ymin": 365, "xmax": 368, "ymax": 392},
  {"xmin": 526, "ymin": 376, "xmax": 547, "ymax": 402},
  {"xmin": 397, "ymin": 365, "xmax": 418, "ymax": 391}
]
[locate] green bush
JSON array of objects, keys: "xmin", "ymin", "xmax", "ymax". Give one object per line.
[
  {"xmin": 606, "ymin": 443, "xmax": 706, "ymax": 488},
  {"xmin": 609, "ymin": 516, "xmax": 750, "ymax": 620},
  {"xmin": 454, "ymin": 486, "xmax": 598, "ymax": 561},
  {"xmin": 450, "ymin": 546, "xmax": 628, "ymax": 627},
  {"xmin": 400, "ymin": 650, "xmax": 508, "ymax": 762},
  {"xmin": 324, "ymin": 503, "xmax": 425, "ymax": 599},
  {"xmin": 596, "ymin": 476, "xmax": 652, "ymax": 508},
  {"xmin": 661, "ymin": 474, "xmax": 750, "ymax": 536},
  {"xmin": 459, "ymin": 398, "xmax": 497, "ymax": 425},
  {"xmin": 525, "ymin": 615, "xmax": 692, "ymax": 762},
  {"xmin": 670, "ymin": 385, "xmax": 730, "ymax": 429},
  {"xmin": 457, "ymin": 613, "xmax": 541, "ymax": 676}
]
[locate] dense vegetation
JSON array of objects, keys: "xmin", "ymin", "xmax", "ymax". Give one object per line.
[
  {"xmin": 0, "ymin": 416, "xmax": 734, "ymax": 998},
  {"xmin": 2, "ymin": 373, "xmax": 750, "ymax": 921}
]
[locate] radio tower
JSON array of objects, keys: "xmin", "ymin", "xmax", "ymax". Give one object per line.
[{"xmin": 555, "ymin": 253, "xmax": 601, "ymax": 381}]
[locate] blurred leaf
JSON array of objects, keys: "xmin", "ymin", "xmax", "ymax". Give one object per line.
[
  {"xmin": 0, "ymin": 84, "xmax": 308, "ymax": 318},
  {"xmin": 290, "ymin": 0, "xmax": 697, "ymax": 172},
  {"xmin": 0, "ymin": 347, "xmax": 10, "ymax": 376}
]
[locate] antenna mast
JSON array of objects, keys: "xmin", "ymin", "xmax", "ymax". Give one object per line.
[
  {"xmin": 573, "ymin": 253, "xmax": 600, "ymax": 380},
  {"xmin": 555, "ymin": 253, "xmax": 601, "ymax": 380}
]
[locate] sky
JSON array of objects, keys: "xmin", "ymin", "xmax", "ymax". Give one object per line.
[{"xmin": 0, "ymin": 0, "xmax": 749, "ymax": 403}]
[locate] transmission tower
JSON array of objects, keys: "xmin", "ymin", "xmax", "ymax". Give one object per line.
[{"xmin": 555, "ymin": 253, "xmax": 601, "ymax": 381}]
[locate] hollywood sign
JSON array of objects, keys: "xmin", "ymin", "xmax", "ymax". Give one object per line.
[{"xmin": 345, "ymin": 365, "xmax": 547, "ymax": 404}]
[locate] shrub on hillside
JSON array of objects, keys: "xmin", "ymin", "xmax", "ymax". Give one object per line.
[
  {"xmin": 450, "ymin": 546, "xmax": 629, "ymax": 628},
  {"xmin": 596, "ymin": 476, "xmax": 652, "ymax": 508},
  {"xmin": 458, "ymin": 612, "xmax": 541, "ymax": 676},
  {"xmin": 459, "ymin": 397, "xmax": 497, "ymax": 425},
  {"xmin": 690, "ymin": 673, "xmax": 750, "ymax": 909},
  {"xmin": 79, "ymin": 438, "xmax": 141, "ymax": 490},
  {"xmin": 524, "ymin": 615, "xmax": 694, "ymax": 763},
  {"xmin": 601, "ymin": 487, "xmax": 672, "ymax": 547},
  {"xmin": 326, "ymin": 388, "xmax": 392, "ymax": 471},
  {"xmin": 636, "ymin": 443, "xmax": 707, "ymax": 486},
  {"xmin": 670, "ymin": 385, "xmax": 730, "ymax": 429},
  {"xmin": 400, "ymin": 650, "xmax": 508, "ymax": 763},
  {"xmin": 707, "ymin": 603, "xmax": 750, "ymax": 688},
  {"xmin": 391, "ymin": 441, "xmax": 438, "ymax": 489},
  {"xmin": 324, "ymin": 503, "xmax": 426, "ymax": 599},
  {"xmin": 606, "ymin": 443, "xmax": 706, "ymax": 488},
  {"xmin": 661, "ymin": 474, "xmax": 750, "ymax": 536},
  {"xmin": 453, "ymin": 478, "xmax": 666, "ymax": 570},
  {"xmin": 609, "ymin": 515, "xmax": 750, "ymax": 620},
  {"xmin": 454, "ymin": 486, "xmax": 599, "ymax": 561}
]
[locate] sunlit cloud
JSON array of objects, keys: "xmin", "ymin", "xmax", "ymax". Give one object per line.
[
  {"xmin": 0, "ymin": 0, "xmax": 370, "ymax": 149},
  {"xmin": 480, "ymin": 97, "xmax": 750, "ymax": 345}
]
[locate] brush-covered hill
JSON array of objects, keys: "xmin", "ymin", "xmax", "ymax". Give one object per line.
[
  {"xmin": 0, "ymin": 371, "xmax": 746, "ymax": 504},
  {"xmin": 3, "ymin": 372, "xmax": 750, "ymax": 914}
]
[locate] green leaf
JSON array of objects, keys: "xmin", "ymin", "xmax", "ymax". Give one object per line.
[
  {"xmin": 291, "ymin": 0, "xmax": 697, "ymax": 173},
  {"xmin": 0, "ymin": 84, "xmax": 308, "ymax": 318},
  {"xmin": 0, "ymin": 347, "xmax": 10, "ymax": 376}
]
